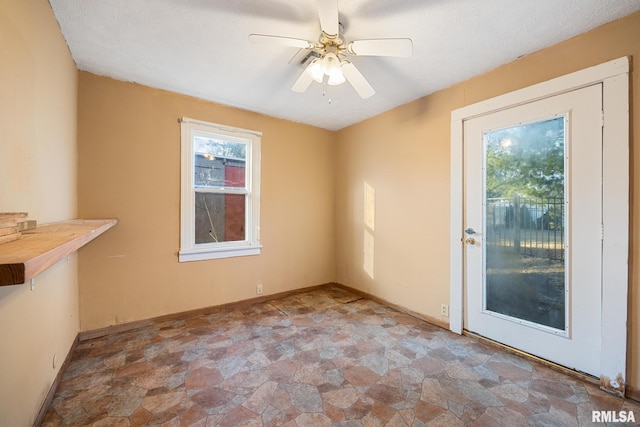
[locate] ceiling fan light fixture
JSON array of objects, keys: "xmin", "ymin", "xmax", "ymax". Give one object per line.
[
  {"xmin": 307, "ymin": 59, "xmax": 324, "ymax": 83},
  {"xmin": 321, "ymin": 52, "xmax": 340, "ymax": 76},
  {"xmin": 251, "ymin": 0, "xmax": 411, "ymax": 98},
  {"xmin": 327, "ymin": 70, "xmax": 346, "ymax": 85}
]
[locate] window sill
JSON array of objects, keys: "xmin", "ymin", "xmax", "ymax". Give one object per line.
[{"xmin": 178, "ymin": 245, "xmax": 261, "ymax": 262}]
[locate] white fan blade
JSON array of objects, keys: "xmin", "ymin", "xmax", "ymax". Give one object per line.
[
  {"xmin": 347, "ymin": 38, "xmax": 413, "ymax": 57},
  {"xmin": 249, "ymin": 34, "xmax": 315, "ymax": 49},
  {"xmin": 291, "ymin": 63, "xmax": 315, "ymax": 93},
  {"xmin": 317, "ymin": 0, "xmax": 339, "ymax": 37},
  {"xmin": 341, "ymin": 62, "xmax": 375, "ymax": 98}
]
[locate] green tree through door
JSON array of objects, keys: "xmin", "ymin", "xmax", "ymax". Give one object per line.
[{"xmin": 485, "ymin": 117, "xmax": 564, "ymax": 199}]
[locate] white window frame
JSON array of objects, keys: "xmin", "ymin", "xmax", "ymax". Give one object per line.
[{"xmin": 179, "ymin": 117, "xmax": 261, "ymax": 262}]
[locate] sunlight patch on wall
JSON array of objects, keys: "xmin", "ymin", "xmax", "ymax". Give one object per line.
[
  {"xmin": 363, "ymin": 181, "xmax": 375, "ymax": 279},
  {"xmin": 364, "ymin": 229, "xmax": 374, "ymax": 279},
  {"xmin": 364, "ymin": 181, "xmax": 375, "ymax": 231}
]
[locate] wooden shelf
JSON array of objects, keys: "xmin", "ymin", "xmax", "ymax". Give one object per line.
[{"xmin": 0, "ymin": 219, "xmax": 117, "ymax": 286}]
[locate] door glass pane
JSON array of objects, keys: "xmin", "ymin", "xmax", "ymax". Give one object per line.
[
  {"xmin": 195, "ymin": 192, "xmax": 246, "ymax": 244},
  {"xmin": 484, "ymin": 116, "xmax": 566, "ymax": 330}
]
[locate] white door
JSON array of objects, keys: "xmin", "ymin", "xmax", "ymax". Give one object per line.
[{"xmin": 463, "ymin": 84, "xmax": 603, "ymax": 376}]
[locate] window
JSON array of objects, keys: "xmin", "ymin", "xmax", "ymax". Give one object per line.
[{"xmin": 180, "ymin": 118, "xmax": 261, "ymax": 261}]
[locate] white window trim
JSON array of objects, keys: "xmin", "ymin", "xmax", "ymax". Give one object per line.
[
  {"xmin": 179, "ymin": 117, "xmax": 261, "ymax": 262},
  {"xmin": 450, "ymin": 57, "xmax": 629, "ymax": 390}
]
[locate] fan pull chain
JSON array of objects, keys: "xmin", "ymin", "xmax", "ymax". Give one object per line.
[{"xmin": 322, "ymin": 89, "xmax": 333, "ymax": 105}]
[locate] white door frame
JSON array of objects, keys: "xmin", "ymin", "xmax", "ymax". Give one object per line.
[{"xmin": 449, "ymin": 57, "xmax": 629, "ymax": 395}]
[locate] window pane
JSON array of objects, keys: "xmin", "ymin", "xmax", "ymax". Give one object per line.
[
  {"xmin": 194, "ymin": 192, "xmax": 246, "ymax": 244},
  {"xmin": 484, "ymin": 116, "xmax": 566, "ymax": 330},
  {"xmin": 194, "ymin": 136, "xmax": 246, "ymax": 189}
]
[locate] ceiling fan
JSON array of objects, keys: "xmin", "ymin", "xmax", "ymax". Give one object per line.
[{"xmin": 248, "ymin": 0, "xmax": 413, "ymax": 99}]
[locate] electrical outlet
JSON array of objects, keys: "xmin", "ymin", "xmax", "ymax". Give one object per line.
[
  {"xmin": 440, "ymin": 304, "xmax": 449, "ymax": 317},
  {"xmin": 256, "ymin": 283, "xmax": 263, "ymax": 295}
]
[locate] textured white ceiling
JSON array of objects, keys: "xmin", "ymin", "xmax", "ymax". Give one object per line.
[{"xmin": 49, "ymin": 0, "xmax": 640, "ymax": 131}]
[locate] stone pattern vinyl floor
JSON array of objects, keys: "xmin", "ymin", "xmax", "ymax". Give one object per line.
[{"xmin": 42, "ymin": 286, "xmax": 640, "ymax": 426}]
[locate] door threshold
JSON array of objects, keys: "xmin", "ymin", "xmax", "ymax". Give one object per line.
[{"xmin": 463, "ymin": 329, "xmax": 600, "ymax": 387}]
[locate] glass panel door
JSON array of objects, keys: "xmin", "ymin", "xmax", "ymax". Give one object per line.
[
  {"xmin": 483, "ymin": 117, "xmax": 567, "ymax": 332},
  {"xmin": 463, "ymin": 83, "xmax": 603, "ymax": 376}
]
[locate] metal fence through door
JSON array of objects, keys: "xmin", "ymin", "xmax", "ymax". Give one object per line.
[{"xmin": 486, "ymin": 196, "xmax": 565, "ymax": 261}]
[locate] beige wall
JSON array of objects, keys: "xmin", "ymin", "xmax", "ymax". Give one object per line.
[
  {"xmin": 77, "ymin": 73, "xmax": 336, "ymax": 331},
  {"xmin": 2, "ymin": 4, "xmax": 639, "ymax": 423},
  {"xmin": 0, "ymin": 0, "xmax": 79, "ymax": 425},
  {"xmin": 335, "ymin": 11, "xmax": 640, "ymax": 393}
]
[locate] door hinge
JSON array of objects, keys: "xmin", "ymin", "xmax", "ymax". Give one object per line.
[
  {"xmin": 601, "ymin": 224, "xmax": 605, "ymax": 241},
  {"xmin": 600, "ymin": 110, "xmax": 605, "ymax": 128}
]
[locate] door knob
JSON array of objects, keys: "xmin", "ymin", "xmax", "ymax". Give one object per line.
[{"xmin": 464, "ymin": 237, "xmax": 476, "ymax": 245}]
